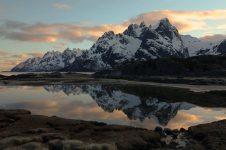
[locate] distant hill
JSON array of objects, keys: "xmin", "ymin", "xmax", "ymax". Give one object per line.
[
  {"xmin": 0, "ymin": 74, "xmax": 5, "ymax": 78},
  {"xmin": 94, "ymin": 55, "xmax": 226, "ymax": 78}
]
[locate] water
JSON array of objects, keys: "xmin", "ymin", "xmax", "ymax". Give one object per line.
[{"xmin": 0, "ymin": 84, "xmax": 225, "ymax": 129}]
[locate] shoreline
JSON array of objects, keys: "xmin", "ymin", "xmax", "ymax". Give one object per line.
[
  {"xmin": 2, "ymin": 73, "xmax": 226, "ymax": 108},
  {"xmin": 2, "ymin": 73, "xmax": 226, "ymax": 92},
  {"xmin": 1, "ymin": 109, "xmax": 226, "ymax": 150}
]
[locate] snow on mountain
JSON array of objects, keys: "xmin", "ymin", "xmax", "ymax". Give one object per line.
[
  {"xmin": 80, "ymin": 19, "xmax": 189, "ymax": 70},
  {"xmin": 12, "ymin": 18, "xmax": 226, "ymax": 72},
  {"xmin": 181, "ymin": 35, "xmax": 220, "ymax": 56},
  {"xmin": 123, "ymin": 22, "xmax": 147, "ymax": 38},
  {"xmin": 12, "ymin": 57, "xmax": 41, "ymax": 71},
  {"xmin": 11, "ymin": 48, "xmax": 84, "ymax": 72},
  {"xmin": 197, "ymin": 39, "xmax": 226, "ymax": 56},
  {"xmin": 136, "ymin": 19, "xmax": 188, "ymax": 60},
  {"xmin": 86, "ymin": 30, "xmax": 142, "ymax": 70}
]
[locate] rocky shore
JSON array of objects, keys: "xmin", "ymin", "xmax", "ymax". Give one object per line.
[{"xmin": 0, "ymin": 109, "xmax": 225, "ymax": 150}]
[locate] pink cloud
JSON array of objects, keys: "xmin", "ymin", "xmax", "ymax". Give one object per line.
[
  {"xmin": 0, "ymin": 51, "xmax": 43, "ymax": 71},
  {"xmin": 0, "ymin": 10, "xmax": 226, "ymax": 43},
  {"xmin": 200, "ymin": 34, "xmax": 226, "ymax": 43}
]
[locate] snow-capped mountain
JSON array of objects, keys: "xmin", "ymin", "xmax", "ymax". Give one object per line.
[
  {"xmin": 11, "ymin": 48, "xmax": 83, "ymax": 72},
  {"xmin": 196, "ymin": 39, "xmax": 226, "ymax": 56},
  {"xmin": 44, "ymin": 84, "xmax": 195, "ymax": 125},
  {"xmin": 12, "ymin": 18, "xmax": 226, "ymax": 72},
  {"xmin": 182, "ymin": 35, "xmax": 213, "ymax": 56},
  {"xmin": 135, "ymin": 18, "xmax": 188, "ymax": 60}
]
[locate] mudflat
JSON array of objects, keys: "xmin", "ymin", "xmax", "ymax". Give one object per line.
[{"xmin": 2, "ymin": 109, "xmax": 226, "ymax": 150}]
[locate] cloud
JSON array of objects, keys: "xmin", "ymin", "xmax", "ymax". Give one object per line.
[
  {"xmin": 12, "ymin": 52, "xmax": 43, "ymax": 59},
  {"xmin": 0, "ymin": 21, "xmax": 125, "ymax": 43},
  {"xmin": 0, "ymin": 58, "xmax": 20, "ymax": 71},
  {"xmin": 125, "ymin": 9, "xmax": 226, "ymax": 32},
  {"xmin": 0, "ymin": 51, "xmax": 43, "ymax": 71},
  {"xmin": 167, "ymin": 111, "xmax": 203, "ymax": 129},
  {"xmin": 53, "ymin": 3, "xmax": 71, "ymax": 10},
  {"xmin": 0, "ymin": 50, "xmax": 9, "ymax": 55},
  {"xmin": 0, "ymin": 10, "xmax": 226, "ymax": 43},
  {"xmin": 200, "ymin": 34, "xmax": 226, "ymax": 43},
  {"xmin": 53, "ymin": 42, "xmax": 67, "ymax": 51},
  {"xmin": 217, "ymin": 24, "xmax": 226, "ymax": 30}
]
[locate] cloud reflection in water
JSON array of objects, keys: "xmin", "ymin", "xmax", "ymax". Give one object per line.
[{"xmin": 0, "ymin": 84, "xmax": 226, "ymax": 129}]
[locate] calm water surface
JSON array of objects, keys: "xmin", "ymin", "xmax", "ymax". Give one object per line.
[{"xmin": 0, "ymin": 84, "xmax": 225, "ymax": 129}]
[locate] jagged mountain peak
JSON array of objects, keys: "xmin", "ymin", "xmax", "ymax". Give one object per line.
[
  {"xmin": 159, "ymin": 18, "xmax": 171, "ymax": 25},
  {"xmin": 102, "ymin": 31, "xmax": 115, "ymax": 38},
  {"xmin": 153, "ymin": 18, "xmax": 173, "ymax": 28},
  {"xmin": 154, "ymin": 18, "xmax": 180, "ymax": 40},
  {"xmin": 139, "ymin": 21, "xmax": 146, "ymax": 28},
  {"xmin": 64, "ymin": 47, "xmax": 72, "ymax": 52},
  {"xmin": 43, "ymin": 51, "xmax": 61, "ymax": 58},
  {"xmin": 123, "ymin": 22, "xmax": 147, "ymax": 38}
]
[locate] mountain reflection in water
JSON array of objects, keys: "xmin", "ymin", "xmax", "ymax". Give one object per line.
[
  {"xmin": 0, "ymin": 84, "xmax": 225, "ymax": 129},
  {"xmin": 44, "ymin": 84, "xmax": 195, "ymax": 126}
]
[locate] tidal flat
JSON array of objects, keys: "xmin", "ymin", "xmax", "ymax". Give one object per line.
[{"xmin": 0, "ymin": 73, "xmax": 226, "ymax": 149}]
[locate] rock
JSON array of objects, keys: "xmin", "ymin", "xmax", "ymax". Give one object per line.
[
  {"xmin": 62, "ymin": 140, "xmax": 84, "ymax": 150},
  {"xmin": 3, "ymin": 142, "xmax": 48, "ymax": 150},
  {"xmin": 0, "ymin": 123, "xmax": 10, "ymax": 128},
  {"xmin": 21, "ymin": 142, "xmax": 48, "ymax": 150},
  {"xmin": 188, "ymin": 120, "xmax": 226, "ymax": 150},
  {"xmin": 155, "ymin": 126, "xmax": 166, "ymax": 137},
  {"xmin": 48, "ymin": 139, "xmax": 63, "ymax": 150},
  {"xmin": 155, "ymin": 126, "xmax": 163, "ymax": 133},
  {"xmin": 0, "ymin": 136, "xmax": 34, "ymax": 148},
  {"xmin": 164, "ymin": 128, "xmax": 173, "ymax": 135},
  {"xmin": 41, "ymin": 133, "xmax": 67, "ymax": 142},
  {"xmin": 172, "ymin": 129, "xmax": 179, "ymax": 133},
  {"xmin": 180, "ymin": 128, "xmax": 186, "ymax": 132},
  {"xmin": 27, "ymin": 128, "xmax": 49, "ymax": 134},
  {"xmin": 85, "ymin": 143, "xmax": 117, "ymax": 150},
  {"xmin": 1, "ymin": 109, "xmax": 226, "ymax": 150},
  {"xmin": 3, "ymin": 146, "xmax": 25, "ymax": 150}
]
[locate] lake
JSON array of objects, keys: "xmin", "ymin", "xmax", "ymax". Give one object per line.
[{"xmin": 0, "ymin": 84, "xmax": 225, "ymax": 130}]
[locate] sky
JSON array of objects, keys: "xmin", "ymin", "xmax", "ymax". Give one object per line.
[{"xmin": 0, "ymin": 0, "xmax": 226, "ymax": 71}]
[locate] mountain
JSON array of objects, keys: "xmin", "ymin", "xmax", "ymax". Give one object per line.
[
  {"xmin": 12, "ymin": 18, "xmax": 226, "ymax": 72},
  {"xmin": 12, "ymin": 48, "xmax": 83, "ymax": 72}
]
